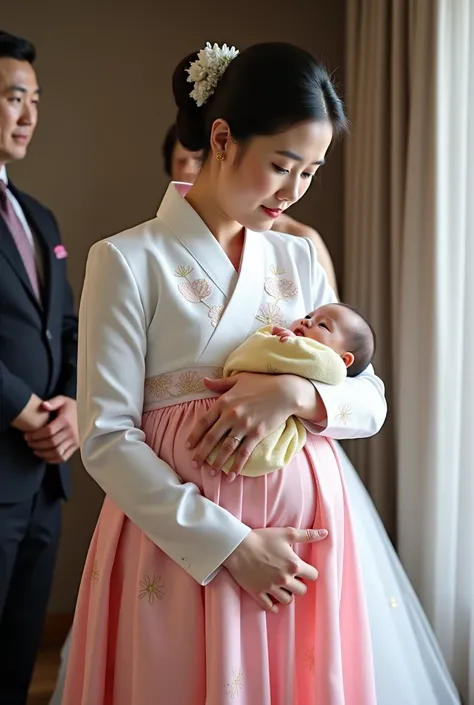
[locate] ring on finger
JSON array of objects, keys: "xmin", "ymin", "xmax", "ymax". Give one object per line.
[{"xmin": 228, "ymin": 435, "xmax": 243, "ymax": 444}]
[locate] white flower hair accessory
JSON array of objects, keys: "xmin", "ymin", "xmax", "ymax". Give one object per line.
[{"xmin": 186, "ymin": 42, "xmax": 239, "ymax": 108}]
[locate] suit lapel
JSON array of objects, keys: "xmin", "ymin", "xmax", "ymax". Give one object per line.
[{"xmin": 0, "ymin": 212, "xmax": 43, "ymax": 311}]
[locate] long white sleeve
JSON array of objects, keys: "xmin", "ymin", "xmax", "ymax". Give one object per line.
[
  {"xmin": 77, "ymin": 241, "xmax": 250, "ymax": 585},
  {"xmin": 301, "ymin": 238, "xmax": 387, "ymax": 439}
]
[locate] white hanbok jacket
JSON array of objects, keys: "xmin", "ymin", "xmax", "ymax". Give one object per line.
[{"xmin": 78, "ymin": 183, "xmax": 387, "ymax": 584}]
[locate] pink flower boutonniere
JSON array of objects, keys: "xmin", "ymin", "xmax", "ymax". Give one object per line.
[{"xmin": 54, "ymin": 244, "xmax": 68, "ymax": 260}]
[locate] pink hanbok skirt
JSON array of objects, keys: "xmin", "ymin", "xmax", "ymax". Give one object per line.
[{"xmin": 62, "ymin": 399, "xmax": 376, "ymax": 705}]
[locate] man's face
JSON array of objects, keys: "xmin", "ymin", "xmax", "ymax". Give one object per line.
[{"xmin": 0, "ymin": 58, "xmax": 39, "ymax": 166}]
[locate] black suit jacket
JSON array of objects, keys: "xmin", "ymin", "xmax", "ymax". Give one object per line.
[{"xmin": 0, "ymin": 183, "xmax": 78, "ymax": 503}]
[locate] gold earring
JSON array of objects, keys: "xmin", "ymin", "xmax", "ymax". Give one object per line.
[{"xmin": 216, "ymin": 151, "xmax": 225, "ymax": 161}]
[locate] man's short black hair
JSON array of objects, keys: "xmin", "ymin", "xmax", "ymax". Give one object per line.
[{"xmin": 0, "ymin": 31, "xmax": 36, "ymax": 64}]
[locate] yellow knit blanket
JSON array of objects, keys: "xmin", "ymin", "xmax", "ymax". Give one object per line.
[{"xmin": 207, "ymin": 326, "xmax": 346, "ymax": 476}]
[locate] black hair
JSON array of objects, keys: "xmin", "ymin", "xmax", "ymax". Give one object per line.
[
  {"xmin": 172, "ymin": 42, "xmax": 347, "ymax": 155},
  {"xmin": 0, "ymin": 31, "xmax": 36, "ymax": 63},
  {"xmin": 162, "ymin": 123, "xmax": 178, "ymax": 177},
  {"xmin": 337, "ymin": 303, "xmax": 376, "ymax": 377}
]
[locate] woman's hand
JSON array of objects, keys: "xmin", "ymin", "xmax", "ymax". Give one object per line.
[
  {"xmin": 223, "ymin": 526, "xmax": 328, "ymax": 612},
  {"xmin": 186, "ymin": 372, "xmax": 319, "ymax": 476}
]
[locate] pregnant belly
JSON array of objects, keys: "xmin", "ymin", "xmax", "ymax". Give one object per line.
[{"xmin": 141, "ymin": 399, "xmax": 332, "ymax": 532}]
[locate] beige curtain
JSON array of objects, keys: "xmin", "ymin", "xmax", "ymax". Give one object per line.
[
  {"xmin": 343, "ymin": 0, "xmax": 437, "ymax": 540},
  {"xmin": 346, "ymin": 1, "xmax": 474, "ymax": 698},
  {"xmin": 396, "ymin": 0, "xmax": 474, "ymax": 699}
]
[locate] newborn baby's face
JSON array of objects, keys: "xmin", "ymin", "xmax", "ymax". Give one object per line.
[{"xmin": 289, "ymin": 303, "xmax": 351, "ymax": 357}]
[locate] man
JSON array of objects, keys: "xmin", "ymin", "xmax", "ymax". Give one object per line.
[{"xmin": 0, "ymin": 30, "xmax": 78, "ymax": 704}]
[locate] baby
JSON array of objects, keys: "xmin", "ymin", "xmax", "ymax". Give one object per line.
[
  {"xmin": 208, "ymin": 303, "xmax": 375, "ymax": 476},
  {"xmin": 273, "ymin": 302, "xmax": 375, "ymax": 378}
]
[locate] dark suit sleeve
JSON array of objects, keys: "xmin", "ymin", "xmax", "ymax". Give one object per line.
[
  {"xmin": 0, "ymin": 360, "xmax": 33, "ymax": 432},
  {"xmin": 50, "ymin": 211, "xmax": 78, "ymax": 400}
]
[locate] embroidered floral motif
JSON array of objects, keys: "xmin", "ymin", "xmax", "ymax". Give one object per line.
[
  {"xmin": 91, "ymin": 561, "xmax": 99, "ymax": 587},
  {"xmin": 180, "ymin": 557, "xmax": 191, "ymax": 570},
  {"xmin": 175, "ymin": 371, "xmax": 206, "ymax": 395},
  {"xmin": 266, "ymin": 364, "xmax": 281, "ymax": 374},
  {"xmin": 138, "ymin": 574, "xmax": 164, "ymax": 605},
  {"xmin": 175, "ymin": 265, "xmax": 194, "ymax": 277},
  {"xmin": 270, "ymin": 264, "xmax": 285, "ymax": 276},
  {"xmin": 256, "ymin": 303, "xmax": 286, "ymax": 326},
  {"xmin": 264, "ymin": 276, "xmax": 298, "ymax": 300},
  {"xmin": 208, "ymin": 304, "xmax": 224, "ymax": 327},
  {"xmin": 226, "ymin": 669, "xmax": 244, "ymax": 698},
  {"xmin": 178, "ymin": 278, "xmax": 213, "ymax": 303},
  {"xmin": 145, "ymin": 373, "xmax": 173, "ymax": 400},
  {"xmin": 256, "ymin": 265, "xmax": 298, "ymax": 326},
  {"xmin": 336, "ymin": 403, "xmax": 352, "ymax": 425},
  {"xmin": 145, "ymin": 366, "xmax": 224, "ymax": 405},
  {"xmin": 175, "ymin": 265, "xmax": 225, "ymax": 326},
  {"xmin": 303, "ymin": 646, "xmax": 315, "ymax": 673}
]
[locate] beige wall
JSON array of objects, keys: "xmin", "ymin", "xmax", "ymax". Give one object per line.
[{"xmin": 3, "ymin": 0, "xmax": 346, "ymax": 612}]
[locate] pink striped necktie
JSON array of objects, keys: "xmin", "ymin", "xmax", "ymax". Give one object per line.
[{"xmin": 0, "ymin": 180, "xmax": 41, "ymax": 300}]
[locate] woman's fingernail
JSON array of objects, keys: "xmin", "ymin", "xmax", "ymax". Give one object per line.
[
  {"xmin": 318, "ymin": 529, "xmax": 328, "ymax": 537},
  {"xmin": 186, "ymin": 442, "xmax": 191, "ymax": 449},
  {"xmin": 227, "ymin": 472, "xmax": 236, "ymax": 483},
  {"xmin": 192, "ymin": 460, "xmax": 198, "ymax": 468}
]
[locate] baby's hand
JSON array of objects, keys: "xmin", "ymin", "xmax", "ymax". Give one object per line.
[{"xmin": 272, "ymin": 326, "xmax": 296, "ymax": 343}]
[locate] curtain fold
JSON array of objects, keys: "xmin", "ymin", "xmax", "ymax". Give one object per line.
[{"xmin": 345, "ymin": 1, "xmax": 474, "ymax": 700}]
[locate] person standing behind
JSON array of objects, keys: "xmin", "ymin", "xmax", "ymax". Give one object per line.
[
  {"xmin": 162, "ymin": 122, "xmax": 204, "ymax": 186},
  {"xmin": 0, "ymin": 30, "xmax": 79, "ymax": 705}
]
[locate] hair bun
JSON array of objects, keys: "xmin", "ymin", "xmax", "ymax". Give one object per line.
[{"xmin": 172, "ymin": 52, "xmax": 208, "ymax": 152}]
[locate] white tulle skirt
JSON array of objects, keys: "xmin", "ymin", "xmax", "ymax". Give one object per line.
[
  {"xmin": 338, "ymin": 445, "xmax": 460, "ymax": 704},
  {"xmin": 50, "ymin": 445, "xmax": 460, "ymax": 705}
]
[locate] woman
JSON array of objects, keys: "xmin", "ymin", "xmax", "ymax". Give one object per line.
[
  {"xmin": 156, "ymin": 122, "xmax": 461, "ymax": 705},
  {"xmin": 51, "ymin": 37, "xmax": 460, "ymax": 703},
  {"xmin": 61, "ymin": 42, "xmax": 385, "ymax": 704},
  {"xmin": 49, "ymin": 132, "xmax": 340, "ymax": 705},
  {"xmin": 163, "ymin": 122, "xmax": 339, "ymax": 294}
]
